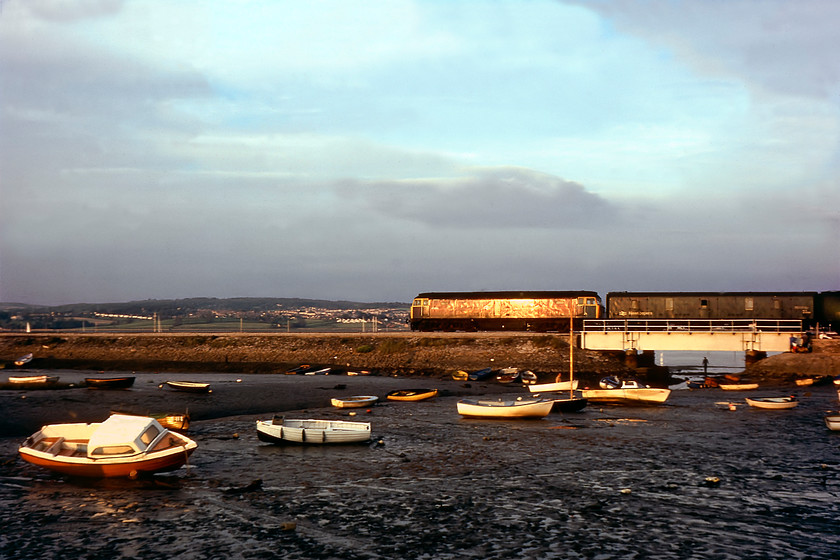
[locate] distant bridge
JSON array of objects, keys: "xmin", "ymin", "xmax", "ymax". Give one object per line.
[{"xmin": 580, "ymin": 319, "xmax": 802, "ymax": 353}]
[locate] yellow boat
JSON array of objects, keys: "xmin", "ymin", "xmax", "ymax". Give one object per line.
[{"xmin": 386, "ymin": 389, "xmax": 438, "ymax": 402}]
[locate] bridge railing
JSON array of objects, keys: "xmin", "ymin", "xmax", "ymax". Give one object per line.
[{"xmin": 583, "ymin": 319, "xmax": 803, "ymax": 333}]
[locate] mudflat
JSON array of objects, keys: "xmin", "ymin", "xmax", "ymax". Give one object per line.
[{"xmin": 1, "ymin": 371, "xmax": 839, "ymax": 559}]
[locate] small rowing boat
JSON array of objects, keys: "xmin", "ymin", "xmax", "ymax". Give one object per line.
[
  {"xmin": 527, "ymin": 380, "xmax": 579, "ymax": 393},
  {"xmin": 456, "ymin": 397, "xmax": 554, "ymax": 418},
  {"xmin": 467, "ymin": 367, "xmax": 494, "ymax": 381},
  {"xmin": 520, "ymin": 370, "xmax": 538, "ymax": 385},
  {"xmin": 161, "ymin": 381, "xmax": 212, "ymax": 394},
  {"xmin": 825, "ymin": 413, "xmax": 840, "ymax": 431},
  {"xmin": 14, "ymin": 353, "xmax": 33, "ymax": 367},
  {"xmin": 495, "ymin": 367, "xmax": 521, "ymax": 384},
  {"xmin": 745, "ymin": 396, "xmax": 798, "ymax": 409},
  {"xmin": 385, "ymin": 389, "xmax": 438, "ymax": 402},
  {"xmin": 112, "ymin": 410, "xmax": 191, "ymax": 432},
  {"xmin": 85, "ymin": 376, "xmax": 135, "ymax": 389},
  {"xmin": 330, "ymin": 395, "xmax": 378, "ymax": 408},
  {"xmin": 719, "ymin": 382, "xmax": 759, "ymax": 391},
  {"xmin": 8, "ymin": 375, "xmax": 59, "ymax": 385},
  {"xmin": 256, "ymin": 416, "xmax": 371, "ymax": 444}
]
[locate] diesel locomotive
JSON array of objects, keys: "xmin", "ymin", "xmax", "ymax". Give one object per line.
[
  {"xmin": 409, "ymin": 291, "xmax": 602, "ymax": 332},
  {"xmin": 409, "ymin": 290, "xmax": 840, "ymax": 332}
]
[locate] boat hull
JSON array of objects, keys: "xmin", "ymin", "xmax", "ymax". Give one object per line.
[
  {"xmin": 745, "ymin": 397, "xmax": 798, "ymax": 409},
  {"xmin": 718, "ymin": 383, "xmax": 759, "ymax": 391},
  {"xmin": 13, "ymin": 353, "xmax": 33, "ymax": 366},
  {"xmin": 467, "ymin": 368, "xmax": 494, "ymax": 381},
  {"xmin": 85, "ymin": 377, "xmax": 135, "ymax": 389},
  {"xmin": 330, "ymin": 395, "xmax": 378, "ymax": 408},
  {"xmin": 825, "ymin": 414, "xmax": 840, "ymax": 431},
  {"xmin": 386, "ymin": 389, "xmax": 438, "ymax": 402},
  {"xmin": 457, "ymin": 399, "xmax": 554, "ymax": 418},
  {"xmin": 520, "ymin": 371, "xmax": 538, "ymax": 385},
  {"xmin": 549, "ymin": 397, "xmax": 588, "ymax": 413},
  {"xmin": 162, "ymin": 381, "xmax": 212, "ymax": 393},
  {"xmin": 18, "ymin": 448, "xmax": 196, "ymax": 478},
  {"xmin": 579, "ymin": 388, "xmax": 671, "ymax": 404},
  {"xmin": 155, "ymin": 413, "xmax": 191, "ymax": 431},
  {"xmin": 527, "ymin": 380, "xmax": 578, "ymax": 393},
  {"xmin": 256, "ymin": 418, "xmax": 371, "ymax": 444},
  {"xmin": 9, "ymin": 375, "xmax": 59, "ymax": 384}
]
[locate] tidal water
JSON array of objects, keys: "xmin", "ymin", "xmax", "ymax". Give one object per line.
[{"xmin": 1, "ymin": 380, "xmax": 838, "ymax": 559}]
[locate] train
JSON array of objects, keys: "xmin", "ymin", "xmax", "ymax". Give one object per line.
[
  {"xmin": 409, "ymin": 290, "xmax": 840, "ymax": 332},
  {"xmin": 410, "ymin": 291, "xmax": 602, "ymax": 332}
]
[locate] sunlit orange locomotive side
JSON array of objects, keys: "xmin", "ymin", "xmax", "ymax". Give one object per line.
[{"xmin": 410, "ymin": 291, "xmax": 602, "ymax": 332}]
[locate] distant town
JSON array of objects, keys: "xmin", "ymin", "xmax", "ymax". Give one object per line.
[{"xmin": 0, "ymin": 297, "xmax": 411, "ymax": 333}]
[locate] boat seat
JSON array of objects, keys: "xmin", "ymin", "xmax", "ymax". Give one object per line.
[{"xmin": 46, "ymin": 437, "xmax": 65, "ymax": 456}]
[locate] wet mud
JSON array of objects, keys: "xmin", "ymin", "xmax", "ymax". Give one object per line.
[{"xmin": 1, "ymin": 373, "xmax": 839, "ymax": 559}]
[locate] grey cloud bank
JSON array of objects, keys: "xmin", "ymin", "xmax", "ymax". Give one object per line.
[{"xmin": 0, "ymin": 1, "xmax": 837, "ymax": 306}]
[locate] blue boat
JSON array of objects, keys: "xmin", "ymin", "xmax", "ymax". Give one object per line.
[{"xmin": 468, "ymin": 367, "xmax": 494, "ymax": 381}]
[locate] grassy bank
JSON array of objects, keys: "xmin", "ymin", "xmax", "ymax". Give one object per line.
[{"xmin": 0, "ymin": 332, "xmax": 637, "ymax": 384}]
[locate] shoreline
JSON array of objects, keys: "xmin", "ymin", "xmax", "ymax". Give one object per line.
[{"xmin": 0, "ymin": 370, "xmax": 519, "ymax": 437}]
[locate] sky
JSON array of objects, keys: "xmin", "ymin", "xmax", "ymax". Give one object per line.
[{"xmin": 1, "ymin": 0, "xmax": 838, "ymax": 306}]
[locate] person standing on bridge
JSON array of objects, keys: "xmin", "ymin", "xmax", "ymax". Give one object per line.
[{"xmin": 702, "ymin": 356, "xmax": 709, "ymax": 374}]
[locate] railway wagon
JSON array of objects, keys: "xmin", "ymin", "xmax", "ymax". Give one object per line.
[
  {"xmin": 816, "ymin": 291, "xmax": 840, "ymax": 331},
  {"xmin": 410, "ymin": 291, "xmax": 602, "ymax": 332},
  {"xmin": 606, "ymin": 292, "xmax": 819, "ymax": 324}
]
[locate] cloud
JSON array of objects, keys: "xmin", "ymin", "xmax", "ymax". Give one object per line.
[
  {"xmin": 573, "ymin": 0, "xmax": 840, "ymax": 99},
  {"xmin": 23, "ymin": 0, "xmax": 124, "ymax": 22},
  {"xmin": 339, "ymin": 167, "xmax": 617, "ymax": 229}
]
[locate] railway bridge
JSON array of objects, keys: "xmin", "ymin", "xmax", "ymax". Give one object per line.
[{"xmin": 580, "ymin": 319, "xmax": 803, "ymax": 364}]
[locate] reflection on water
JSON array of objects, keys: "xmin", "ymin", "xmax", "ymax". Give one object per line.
[{"xmin": 659, "ymin": 350, "xmax": 781, "ymax": 373}]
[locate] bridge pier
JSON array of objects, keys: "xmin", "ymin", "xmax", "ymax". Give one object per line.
[
  {"xmin": 623, "ymin": 349, "xmax": 656, "ymax": 368},
  {"xmin": 745, "ymin": 350, "xmax": 767, "ymax": 366}
]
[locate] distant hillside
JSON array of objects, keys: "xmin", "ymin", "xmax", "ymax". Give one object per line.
[
  {"xmin": 1, "ymin": 297, "xmax": 410, "ymax": 314},
  {"xmin": 0, "ymin": 297, "xmax": 411, "ymax": 332}
]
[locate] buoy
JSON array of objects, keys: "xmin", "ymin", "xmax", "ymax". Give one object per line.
[{"xmin": 620, "ymin": 488, "xmax": 632, "ymax": 494}]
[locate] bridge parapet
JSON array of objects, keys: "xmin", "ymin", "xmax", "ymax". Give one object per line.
[
  {"xmin": 583, "ymin": 319, "xmax": 802, "ymax": 334},
  {"xmin": 580, "ymin": 319, "xmax": 802, "ymax": 352}
]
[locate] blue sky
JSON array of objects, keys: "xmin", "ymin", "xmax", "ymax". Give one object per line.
[{"xmin": 1, "ymin": 0, "xmax": 838, "ymax": 305}]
